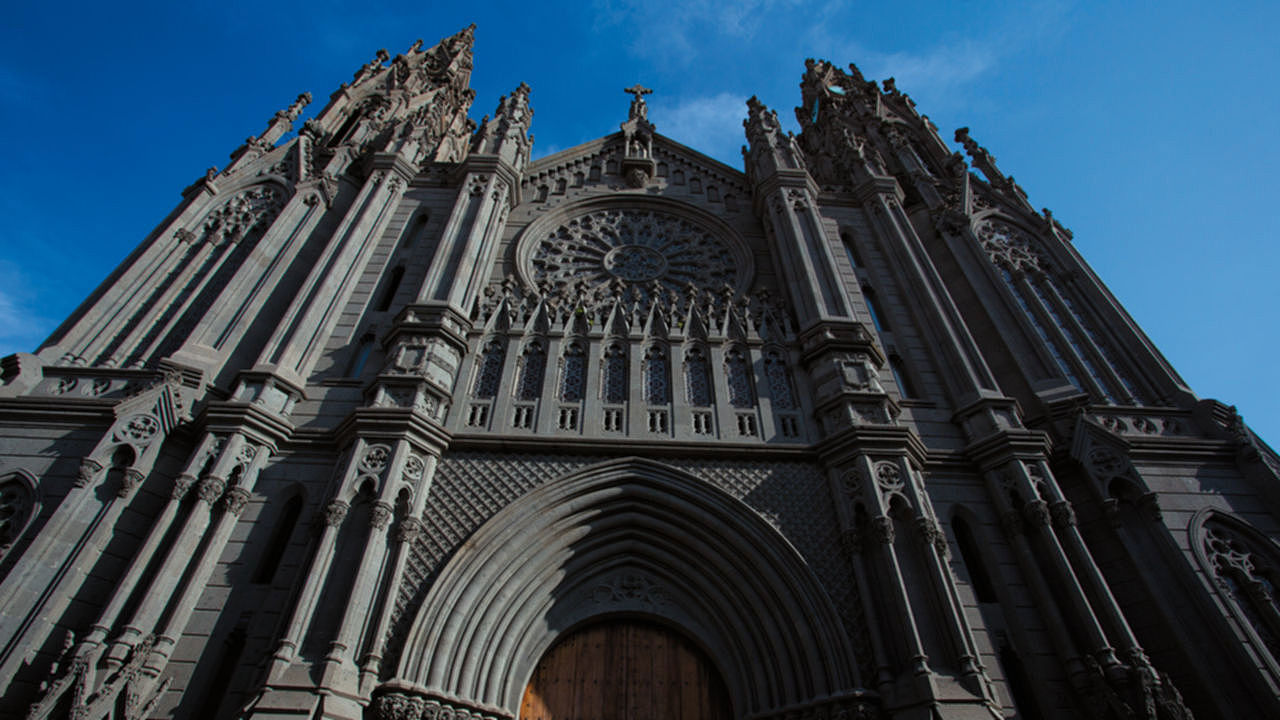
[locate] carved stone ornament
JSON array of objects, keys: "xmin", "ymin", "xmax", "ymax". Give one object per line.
[
  {"xmin": 1050, "ymin": 500, "xmax": 1077, "ymax": 529},
  {"xmin": 916, "ymin": 516, "xmax": 948, "ymax": 556},
  {"xmin": 840, "ymin": 467, "xmax": 862, "ymax": 496},
  {"xmin": 117, "ymin": 468, "xmax": 145, "ymax": 498},
  {"xmin": 522, "ymin": 205, "xmax": 749, "ymax": 305},
  {"xmin": 1022, "ymin": 499, "xmax": 1052, "ymax": 528},
  {"xmin": 873, "ymin": 461, "xmax": 904, "ymax": 492},
  {"xmin": 403, "ymin": 454, "xmax": 426, "ymax": 481},
  {"xmin": 870, "ymin": 516, "xmax": 895, "ymax": 545},
  {"xmin": 323, "ymin": 500, "xmax": 350, "ymax": 527},
  {"xmin": 370, "ymin": 501, "xmax": 394, "ymax": 531},
  {"xmin": 196, "ymin": 477, "xmax": 226, "ymax": 505},
  {"xmin": 592, "ymin": 573, "xmax": 668, "ymax": 607},
  {"xmin": 361, "ymin": 444, "xmax": 392, "ymax": 474},
  {"xmin": 975, "ymin": 219, "xmax": 1048, "ymax": 275},
  {"xmin": 396, "ymin": 516, "xmax": 424, "ymax": 544},
  {"xmin": 1088, "ymin": 446, "xmax": 1128, "ymax": 479},
  {"xmin": 76, "ymin": 458, "xmax": 103, "ymax": 488},
  {"xmin": 171, "ymin": 474, "xmax": 196, "ymax": 500},
  {"xmin": 221, "ymin": 487, "xmax": 251, "ymax": 516},
  {"xmin": 115, "ymin": 414, "xmax": 160, "ymax": 444}
]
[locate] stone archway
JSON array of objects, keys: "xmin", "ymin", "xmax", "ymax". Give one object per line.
[{"xmin": 377, "ymin": 457, "xmax": 869, "ymax": 720}]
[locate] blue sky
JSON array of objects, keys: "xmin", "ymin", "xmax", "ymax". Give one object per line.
[{"xmin": 1, "ymin": 1, "xmax": 1277, "ymax": 442}]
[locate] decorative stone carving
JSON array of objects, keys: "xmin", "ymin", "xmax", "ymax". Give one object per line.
[
  {"xmin": 1050, "ymin": 500, "xmax": 1077, "ymax": 529},
  {"xmin": 1022, "ymin": 499, "xmax": 1051, "ymax": 528},
  {"xmin": 870, "ymin": 516, "xmax": 894, "ymax": 545},
  {"xmin": 115, "ymin": 414, "xmax": 159, "ymax": 444},
  {"xmin": 840, "ymin": 467, "xmax": 862, "ymax": 496},
  {"xmin": 361, "ymin": 444, "xmax": 392, "ymax": 474},
  {"xmin": 202, "ymin": 185, "xmax": 284, "ymax": 244},
  {"xmin": 76, "ymin": 459, "xmax": 103, "ymax": 488},
  {"xmin": 323, "ymin": 500, "xmax": 350, "ymax": 527},
  {"xmin": 523, "ymin": 207, "xmax": 747, "ymax": 304},
  {"xmin": 371, "ymin": 501, "xmax": 394, "ymax": 531},
  {"xmin": 171, "ymin": 474, "xmax": 196, "ymax": 500},
  {"xmin": 592, "ymin": 573, "xmax": 668, "ymax": 607},
  {"xmin": 403, "ymin": 454, "xmax": 426, "ymax": 482},
  {"xmin": 975, "ymin": 219, "xmax": 1048, "ymax": 275},
  {"xmin": 916, "ymin": 516, "xmax": 947, "ymax": 556},
  {"xmin": 117, "ymin": 469, "xmax": 145, "ymax": 498},
  {"xmin": 873, "ymin": 461, "xmax": 903, "ymax": 492},
  {"xmin": 396, "ymin": 517, "xmax": 424, "ymax": 544},
  {"xmin": 196, "ymin": 477, "xmax": 226, "ymax": 505},
  {"xmin": 221, "ymin": 487, "xmax": 251, "ymax": 516}
]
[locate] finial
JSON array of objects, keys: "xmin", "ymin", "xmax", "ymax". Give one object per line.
[{"xmin": 623, "ymin": 84, "xmax": 653, "ymax": 121}]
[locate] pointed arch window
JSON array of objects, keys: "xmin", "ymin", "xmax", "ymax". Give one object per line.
[
  {"xmin": 764, "ymin": 349, "xmax": 796, "ymax": 410},
  {"xmin": 602, "ymin": 343, "xmax": 628, "ymax": 404},
  {"xmin": 472, "ymin": 338, "xmax": 506, "ymax": 398},
  {"xmin": 1198, "ymin": 514, "xmax": 1280, "ymax": 667},
  {"xmin": 0, "ymin": 473, "xmax": 36, "ymax": 561},
  {"xmin": 643, "ymin": 345, "xmax": 670, "ymax": 404},
  {"xmin": 725, "ymin": 346, "xmax": 755, "ymax": 408},
  {"xmin": 684, "ymin": 346, "xmax": 712, "ymax": 407},
  {"xmin": 252, "ymin": 494, "xmax": 303, "ymax": 584},
  {"xmin": 559, "ymin": 341, "xmax": 587, "ymax": 402},
  {"xmin": 516, "ymin": 340, "xmax": 547, "ymax": 401}
]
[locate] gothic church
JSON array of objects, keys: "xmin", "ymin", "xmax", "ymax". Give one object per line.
[{"xmin": 2, "ymin": 25, "xmax": 1278, "ymax": 720}]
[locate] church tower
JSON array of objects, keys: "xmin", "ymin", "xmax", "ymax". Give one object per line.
[{"xmin": 1, "ymin": 28, "xmax": 1278, "ymax": 720}]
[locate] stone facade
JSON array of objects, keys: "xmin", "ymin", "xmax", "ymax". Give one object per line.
[{"xmin": 1, "ymin": 26, "xmax": 1278, "ymax": 720}]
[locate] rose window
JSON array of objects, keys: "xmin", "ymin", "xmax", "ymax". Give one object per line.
[{"xmin": 524, "ymin": 208, "xmax": 746, "ymax": 300}]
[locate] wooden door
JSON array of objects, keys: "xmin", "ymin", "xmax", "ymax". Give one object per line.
[{"xmin": 520, "ymin": 621, "xmax": 732, "ymax": 720}]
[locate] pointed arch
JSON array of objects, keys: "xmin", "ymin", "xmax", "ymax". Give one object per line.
[
  {"xmin": 642, "ymin": 343, "xmax": 670, "ymax": 404},
  {"xmin": 1192, "ymin": 510, "xmax": 1280, "ymax": 680},
  {"xmin": 0, "ymin": 469, "xmax": 39, "ymax": 565},
  {"xmin": 392, "ymin": 458, "xmax": 861, "ymax": 716},
  {"xmin": 682, "ymin": 344, "xmax": 713, "ymax": 407}
]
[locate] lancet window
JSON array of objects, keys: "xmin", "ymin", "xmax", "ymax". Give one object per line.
[
  {"xmin": 725, "ymin": 347, "xmax": 755, "ymax": 408},
  {"xmin": 764, "ymin": 349, "xmax": 797, "ymax": 410},
  {"xmin": 472, "ymin": 338, "xmax": 506, "ymax": 398},
  {"xmin": 602, "ymin": 343, "xmax": 628, "ymax": 403},
  {"xmin": 1199, "ymin": 515, "xmax": 1280, "ymax": 666},
  {"xmin": 559, "ymin": 342, "xmax": 587, "ymax": 402},
  {"xmin": 516, "ymin": 340, "xmax": 547, "ymax": 401},
  {"xmin": 684, "ymin": 346, "xmax": 713, "ymax": 407},
  {"xmin": 979, "ymin": 218, "xmax": 1146, "ymax": 404},
  {"xmin": 0, "ymin": 474, "xmax": 35, "ymax": 559},
  {"xmin": 644, "ymin": 345, "xmax": 670, "ymax": 404}
]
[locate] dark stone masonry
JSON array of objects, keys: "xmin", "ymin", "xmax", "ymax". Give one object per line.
[{"xmin": 2, "ymin": 25, "xmax": 1278, "ymax": 720}]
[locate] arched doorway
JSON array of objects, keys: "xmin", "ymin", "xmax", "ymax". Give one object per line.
[{"xmin": 520, "ymin": 620, "xmax": 732, "ymax": 720}]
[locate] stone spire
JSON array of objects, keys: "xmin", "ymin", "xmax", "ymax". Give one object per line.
[{"xmin": 471, "ymin": 82, "xmax": 533, "ymax": 171}]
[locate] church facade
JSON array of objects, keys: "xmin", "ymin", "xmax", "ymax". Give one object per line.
[{"xmin": 2, "ymin": 26, "xmax": 1279, "ymax": 720}]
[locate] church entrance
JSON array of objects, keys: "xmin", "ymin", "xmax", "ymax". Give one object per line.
[{"xmin": 519, "ymin": 620, "xmax": 732, "ymax": 720}]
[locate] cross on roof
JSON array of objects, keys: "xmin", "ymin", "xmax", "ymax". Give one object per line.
[{"xmin": 623, "ymin": 84, "xmax": 653, "ymax": 100}]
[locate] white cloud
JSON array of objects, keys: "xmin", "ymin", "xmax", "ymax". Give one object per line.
[
  {"xmin": 0, "ymin": 263, "xmax": 51, "ymax": 356},
  {"xmin": 591, "ymin": 0, "xmax": 799, "ymax": 64},
  {"xmin": 651, "ymin": 92, "xmax": 749, "ymax": 167}
]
